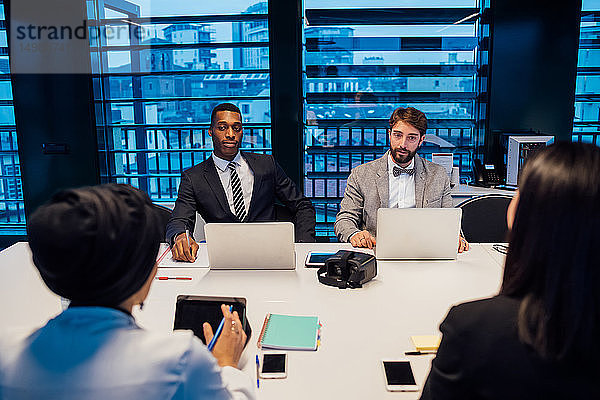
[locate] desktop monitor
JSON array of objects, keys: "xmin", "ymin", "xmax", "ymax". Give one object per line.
[{"xmin": 506, "ymin": 135, "xmax": 554, "ymax": 186}]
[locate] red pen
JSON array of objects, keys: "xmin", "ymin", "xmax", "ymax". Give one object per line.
[
  {"xmin": 156, "ymin": 244, "xmax": 171, "ymax": 265},
  {"xmin": 155, "ymin": 276, "xmax": 192, "ymax": 281}
]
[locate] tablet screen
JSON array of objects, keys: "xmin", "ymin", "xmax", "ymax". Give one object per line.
[{"xmin": 173, "ymin": 296, "xmax": 250, "ymax": 345}]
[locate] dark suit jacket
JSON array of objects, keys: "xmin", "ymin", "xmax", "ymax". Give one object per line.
[
  {"xmin": 166, "ymin": 152, "xmax": 316, "ymax": 243},
  {"xmin": 420, "ymin": 295, "xmax": 599, "ymax": 400}
]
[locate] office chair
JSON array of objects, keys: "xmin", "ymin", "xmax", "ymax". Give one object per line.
[
  {"xmin": 456, "ymin": 194, "xmax": 513, "ymax": 243},
  {"xmin": 274, "ymin": 203, "xmax": 329, "ymax": 242},
  {"xmin": 193, "ymin": 212, "xmax": 207, "ymax": 242},
  {"xmin": 153, "ymin": 203, "xmax": 173, "ymax": 239},
  {"xmin": 274, "ymin": 203, "xmax": 293, "ymax": 222}
]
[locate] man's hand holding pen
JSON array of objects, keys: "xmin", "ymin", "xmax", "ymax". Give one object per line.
[{"xmin": 171, "ymin": 230, "xmax": 199, "ymax": 262}]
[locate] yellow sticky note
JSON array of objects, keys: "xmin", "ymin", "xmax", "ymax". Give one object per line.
[{"xmin": 410, "ymin": 335, "xmax": 441, "ymax": 352}]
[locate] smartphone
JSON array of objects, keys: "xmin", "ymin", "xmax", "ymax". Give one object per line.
[
  {"xmin": 304, "ymin": 252, "xmax": 336, "ymax": 268},
  {"xmin": 259, "ymin": 352, "xmax": 287, "ymax": 379},
  {"xmin": 381, "ymin": 360, "xmax": 419, "ymax": 392}
]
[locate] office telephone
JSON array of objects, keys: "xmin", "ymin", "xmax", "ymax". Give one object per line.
[{"xmin": 472, "ymin": 159, "xmax": 502, "ymax": 187}]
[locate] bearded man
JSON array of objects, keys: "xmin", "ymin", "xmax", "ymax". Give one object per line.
[{"xmin": 334, "ymin": 107, "xmax": 468, "ymax": 252}]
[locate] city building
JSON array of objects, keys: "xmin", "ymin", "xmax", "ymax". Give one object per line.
[
  {"xmin": 163, "ymin": 23, "xmax": 217, "ymax": 70},
  {"xmin": 233, "ymin": 2, "xmax": 269, "ymax": 69}
]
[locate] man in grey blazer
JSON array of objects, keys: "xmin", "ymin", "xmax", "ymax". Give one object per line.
[{"xmin": 335, "ymin": 107, "xmax": 469, "ymax": 252}]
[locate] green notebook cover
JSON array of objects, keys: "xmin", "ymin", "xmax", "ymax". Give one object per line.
[{"xmin": 259, "ymin": 313, "xmax": 319, "ymax": 350}]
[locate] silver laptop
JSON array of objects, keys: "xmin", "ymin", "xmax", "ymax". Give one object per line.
[
  {"xmin": 204, "ymin": 222, "xmax": 296, "ymax": 270},
  {"xmin": 375, "ymin": 208, "xmax": 462, "ymax": 260}
]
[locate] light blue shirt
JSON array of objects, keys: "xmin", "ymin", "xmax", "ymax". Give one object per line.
[
  {"xmin": 0, "ymin": 307, "xmax": 254, "ymax": 400},
  {"xmin": 387, "ymin": 155, "xmax": 416, "ymax": 209},
  {"xmin": 212, "ymin": 152, "xmax": 254, "ymax": 216}
]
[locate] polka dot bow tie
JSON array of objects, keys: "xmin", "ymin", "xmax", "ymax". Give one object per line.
[{"xmin": 393, "ymin": 166, "xmax": 415, "ymax": 177}]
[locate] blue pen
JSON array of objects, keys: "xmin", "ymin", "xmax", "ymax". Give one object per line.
[
  {"xmin": 255, "ymin": 355, "xmax": 260, "ymax": 388},
  {"xmin": 207, "ymin": 305, "xmax": 233, "ymax": 351}
]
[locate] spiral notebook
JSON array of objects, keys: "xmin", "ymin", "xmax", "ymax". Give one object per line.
[{"xmin": 257, "ymin": 313, "xmax": 320, "ymax": 350}]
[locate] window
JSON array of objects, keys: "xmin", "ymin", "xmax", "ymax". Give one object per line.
[
  {"xmin": 0, "ymin": 4, "xmax": 25, "ymax": 234},
  {"xmin": 303, "ymin": 1, "xmax": 488, "ymax": 238},
  {"xmin": 89, "ymin": 0, "xmax": 271, "ymax": 205},
  {"xmin": 574, "ymin": 0, "xmax": 600, "ymax": 145}
]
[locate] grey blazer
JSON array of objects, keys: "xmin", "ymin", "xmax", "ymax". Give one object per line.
[{"xmin": 334, "ymin": 152, "xmax": 452, "ymax": 242}]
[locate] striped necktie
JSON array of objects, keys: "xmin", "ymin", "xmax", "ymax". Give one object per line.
[{"xmin": 228, "ymin": 162, "xmax": 247, "ymax": 222}]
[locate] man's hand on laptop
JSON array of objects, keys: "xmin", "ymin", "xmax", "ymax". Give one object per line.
[
  {"xmin": 172, "ymin": 232, "xmax": 199, "ymax": 262},
  {"xmin": 350, "ymin": 230, "xmax": 376, "ymax": 249},
  {"xmin": 458, "ymin": 236, "xmax": 469, "ymax": 253}
]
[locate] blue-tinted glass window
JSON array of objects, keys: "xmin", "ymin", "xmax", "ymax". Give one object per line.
[
  {"xmin": 574, "ymin": 0, "xmax": 600, "ymax": 145},
  {"xmin": 0, "ymin": 4, "xmax": 26, "ymax": 233},
  {"xmin": 303, "ymin": 1, "xmax": 487, "ymax": 238},
  {"xmin": 90, "ymin": 1, "xmax": 271, "ymax": 204}
]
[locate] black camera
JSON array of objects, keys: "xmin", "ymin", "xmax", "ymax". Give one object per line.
[{"xmin": 317, "ymin": 250, "xmax": 377, "ymax": 289}]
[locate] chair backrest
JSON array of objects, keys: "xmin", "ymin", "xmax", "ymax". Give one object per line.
[
  {"xmin": 153, "ymin": 204, "xmax": 173, "ymax": 239},
  {"xmin": 456, "ymin": 194, "xmax": 513, "ymax": 243},
  {"xmin": 193, "ymin": 212, "xmax": 207, "ymax": 241},
  {"xmin": 274, "ymin": 203, "xmax": 294, "ymax": 222}
]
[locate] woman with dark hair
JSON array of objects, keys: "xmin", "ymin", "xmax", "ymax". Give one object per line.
[
  {"xmin": 0, "ymin": 184, "xmax": 254, "ymax": 399},
  {"xmin": 420, "ymin": 142, "xmax": 600, "ymax": 399}
]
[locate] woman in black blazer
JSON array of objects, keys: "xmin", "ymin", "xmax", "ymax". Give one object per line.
[{"xmin": 421, "ymin": 142, "xmax": 600, "ymax": 399}]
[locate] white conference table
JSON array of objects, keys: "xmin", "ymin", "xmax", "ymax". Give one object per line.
[
  {"xmin": 0, "ymin": 242, "xmax": 505, "ymax": 400},
  {"xmin": 480, "ymin": 243, "xmax": 507, "ymax": 267}
]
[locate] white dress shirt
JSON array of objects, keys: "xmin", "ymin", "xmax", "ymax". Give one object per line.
[
  {"xmin": 212, "ymin": 152, "xmax": 254, "ymax": 217},
  {"xmin": 388, "ymin": 154, "xmax": 416, "ymax": 209},
  {"xmin": 0, "ymin": 307, "xmax": 255, "ymax": 400}
]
